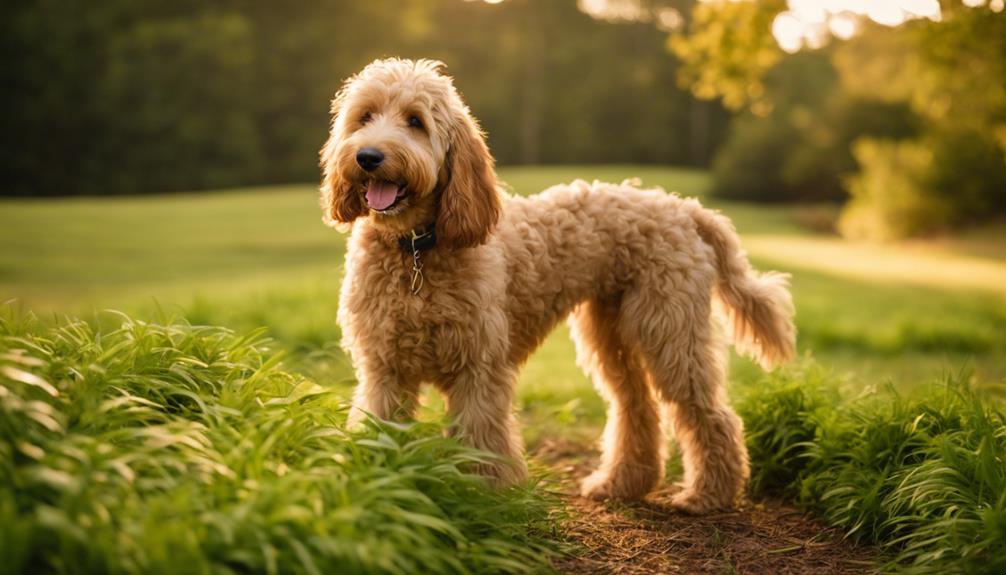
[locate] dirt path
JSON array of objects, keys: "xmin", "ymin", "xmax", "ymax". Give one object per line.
[{"xmin": 534, "ymin": 438, "xmax": 879, "ymax": 574}]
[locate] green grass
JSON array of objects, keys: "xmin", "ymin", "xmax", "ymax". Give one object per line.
[
  {"xmin": 0, "ymin": 311, "xmax": 558, "ymax": 574},
  {"xmin": 3, "ymin": 165, "xmax": 1002, "ymax": 385},
  {"xmin": 0, "ymin": 185, "xmax": 340, "ymax": 309},
  {"xmin": 784, "ymin": 265, "xmax": 1006, "ymax": 384},
  {"xmin": 2, "ymin": 165, "xmax": 1006, "ymax": 572},
  {"xmin": 738, "ymin": 364, "xmax": 1006, "ymax": 574}
]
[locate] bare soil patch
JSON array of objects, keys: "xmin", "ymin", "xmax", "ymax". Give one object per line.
[{"xmin": 534, "ymin": 438, "xmax": 879, "ymax": 574}]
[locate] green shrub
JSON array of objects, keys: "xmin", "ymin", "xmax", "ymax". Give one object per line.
[
  {"xmin": 840, "ymin": 130, "xmax": 1006, "ymax": 241},
  {"xmin": 710, "ymin": 115, "xmax": 797, "ymax": 202},
  {"xmin": 839, "ymin": 138, "xmax": 953, "ymax": 241},
  {"xmin": 739, "ymin": 364, "xmax": 841, "ymax": 497},
  {"xmin": 739, "ymin": 364, "xmax": 1006, "ymax": 574},
  {"xmin": 0, "ymin": 311, "xmax": 558, "ymax": 574},
  {"xmin": 926, "ymin": 129, "xmax": 1006, "ymax": 225},
  {"xmin": 707, "ymin": 53, "xmax": 918, "ymax": 205}
]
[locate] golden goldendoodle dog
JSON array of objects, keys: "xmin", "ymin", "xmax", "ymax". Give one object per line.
[{"xmin": 320, "ymin": 58, "xmax": 795, "ymax": 512}]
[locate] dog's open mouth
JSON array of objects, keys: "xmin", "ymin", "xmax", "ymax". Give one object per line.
[{"xmin": 365, "ymin": 179, "xmax": 409, "ymax": 212}]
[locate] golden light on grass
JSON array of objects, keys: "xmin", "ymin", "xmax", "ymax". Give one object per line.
[{"xmin": 744, "ymin": 234, "xmax": 1006, "ymax": 294}]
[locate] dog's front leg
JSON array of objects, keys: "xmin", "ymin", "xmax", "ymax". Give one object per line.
[
  {"xmin": 443, "ymin": 365, "xmax": 528, "ymax": 486},
  {"xmin": 347, "ymin": 358, "xmax": 419, "ymax": 428}
]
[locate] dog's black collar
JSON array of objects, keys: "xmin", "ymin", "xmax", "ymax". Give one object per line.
[{"xmin": 397, "ymin": 224, "xmax": 437, "ymax": 253}]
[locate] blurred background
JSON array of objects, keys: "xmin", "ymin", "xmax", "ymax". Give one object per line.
[
  {"xmin": 1, "ymin": 0, "xmax": 1004, "ymax": 386},
  {"xmin": 4, "ymin": 0, "xmax": 1006, "ymax": 240},
  {"xmin": 3, "ymin": 0, "xmax": 1005, "ymax": 239}
]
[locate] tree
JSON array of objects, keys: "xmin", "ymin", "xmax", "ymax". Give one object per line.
[
  {"xmin": 0, "ymin": 0, "xmax": 729, "ymax": 196},
  {"xmin": 671, "ymin": 1, "xmax": 1006, "ymax": 236}
]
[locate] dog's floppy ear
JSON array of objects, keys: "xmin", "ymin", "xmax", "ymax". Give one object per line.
[
  {"xmin": 319, "ymin": 91, "xmax": 365, "ymax": 230},
  {"xmin": 436, "ymin": 106, "xmax": 501, "ymax": 249}
]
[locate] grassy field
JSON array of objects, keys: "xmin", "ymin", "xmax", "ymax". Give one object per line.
[
  {"xmin": 2, "ymin": 164, "xmax": 1005, "ymax": 442},
  {"xmin": 2, "ymin": 165, "xmax": 1006, "ymax": 573},
  {"xmin": 3, "ymin": 165, "xmax": 1004, "ymax": 388}
]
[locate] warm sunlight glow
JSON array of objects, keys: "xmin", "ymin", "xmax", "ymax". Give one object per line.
[
  {"xmin": 828, "ymin": 12, "xmax": 859, "ymax": 39},
  {"xmin": 691, "ymin": 0, "xmax": 1005, "ymax": 52},
  {"xmin": 767, "ymin": 0, "xmax": 944, "ymax": 53},
  {"xmin": 743, "ymin": 235, "xmax": 1006, "ymax": 295},
  {"xmin": 578, "ymin": 0, "xmax": 648, "ymax": 21},
  {"xmin": 578, "ymin": 0, "xmax": 684, "ymax": 30}
]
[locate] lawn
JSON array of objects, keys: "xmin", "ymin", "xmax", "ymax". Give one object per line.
[
  {"xmin": 3, "ymin": 165, "xmax": 1003, "ymax": 388},
  {"xmin": 2, "ymin": 165, "xmax": 1005, "ymax": 573}
]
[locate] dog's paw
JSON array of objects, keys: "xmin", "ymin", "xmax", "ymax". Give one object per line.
[
  {"xmin": 580, "ymin": 471, "xmax": 618, "ymax": 500},
  {"xmin": 580, "ymin": 470, "xmax": 653, "ymax": 502},
  {"xmin": 667, "ymin": 486, "xmax": 733, "ymax": 514},
  {"xmin": 478, "ymin": 458, "xmax": 529, "ymax": 488}
]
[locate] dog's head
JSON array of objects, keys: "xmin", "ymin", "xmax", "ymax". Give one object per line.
[{"xmin": 320, "ymin": 58, "xmax": 500, "ymax": 249}]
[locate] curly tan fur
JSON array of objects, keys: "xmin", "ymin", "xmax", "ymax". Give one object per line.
[{"xmin": 320, "ymin": 59, "xmax": 796, "ymax": 512}]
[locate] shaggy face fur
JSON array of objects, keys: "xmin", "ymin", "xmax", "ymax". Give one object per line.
[
  {"xmin": 320, "ymin": 59, "xmax": 499, "ymax": 249},
  {"xmin": 320, "ymin": 58, "xmax": 796, "ymax": 513}
]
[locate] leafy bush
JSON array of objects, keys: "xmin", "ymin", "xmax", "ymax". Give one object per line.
[
  {"xmin": 925, "ymin": 129, "xmax": 1006, "ymax": 225},
  {"xmin": 707, "ymin": 51, "xmax": 918, "ymax": 205},
  {"xmin": 707, "ymin": 51, "xmax": 839, "ymax": 203},
  {"xmin": 839, "ymin": 138, "xmax": 952, "ymax": 241},
  {"xmin": 710, "ymin": 92, "xmax": 918, "ymax": 205},
  {"xmin": 0, "ymin": 311, "xmax": 558, "ymax": 574},
  {"xmin": 738, "ymin": 364, "xmax": 1006, "ymax": 574},
  {"xmin": 710, "ymin": 114, "xmax": 798, "ymax": 202},
  {"xmin": 840, "ymin": 130, "xmax": 1006, "ymax": 241}
]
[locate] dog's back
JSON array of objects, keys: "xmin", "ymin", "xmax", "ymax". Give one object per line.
[{"xmin": 497, "ymin": 179, "xmax": 794, "ymax": 370}]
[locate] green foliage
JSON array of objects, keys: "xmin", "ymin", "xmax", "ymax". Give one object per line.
[
  {"xmin": 101, "ymin": 13, "xmax": 261, "ymax": 192},
  {"xmin": 841, "ymin": 129, "xmax": 1006, "ymax": 240},
  {"xmin": 925, "ymin": 128, "xmax": 1006, "ymax": 226},
  {"xmin": 0, "ymin": 311, "xmax": 558, "ymax": 574},
  {"xmin": 675, "ymin": 2, "xmax": 1006, "ymax": 230},
  {"xmin": 670, "ymin": 0, "xmax": 786, "ymax": 112},
  {"xmin": 906, "ymin": 6, "xmax": 1006, "ymax": 141},
  {"xmin": 739, "ymin": 366, "xmax": 1006, "ymax": 574},
  {"xmin": 740, "ymin": 364, "xmax": 841, "ymax": 496},
  {"xmin": 839, "ymin": 138, "xmax": 952, "ymax": 240},
  {"xmin": 709, "ymin": 51, "xmax": 918, "ymax": 204},
  {"xmin": 709, "ymin": 114, "xmax": 795, "ymax": 202},
  {"xmin": 832, "ymin": 8, "xmax": 1006, "ymax": 240},
  {"xmin": 0, "ymin": 0, "xmax": 727, "ymax": 196}
]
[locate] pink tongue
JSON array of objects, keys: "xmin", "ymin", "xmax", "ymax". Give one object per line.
[{"xmin": 365, "ymin": 181, "xmax": 399, "ymax": 210}]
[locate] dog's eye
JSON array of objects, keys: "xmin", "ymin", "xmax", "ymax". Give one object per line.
[
  {"xmin": 407, "ymin": 115, "xmax": 423, "ymax": 129},
  {"xmin": 360, "ymin": 112, "xmax": 372, "ymax": 124}
]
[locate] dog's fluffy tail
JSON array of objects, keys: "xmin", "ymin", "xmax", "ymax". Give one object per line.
[{"xmin": 689, "ymin": 203, "xmax": 796, "ymax": 369}]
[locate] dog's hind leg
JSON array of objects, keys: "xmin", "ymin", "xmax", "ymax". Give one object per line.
[
  {"xmin": 572, "ymin": 298, "xmax": 665, "ymax": 501},
  {"xmin": 622, "ymin": 275, "xmax": 749, "ymax": 513}
]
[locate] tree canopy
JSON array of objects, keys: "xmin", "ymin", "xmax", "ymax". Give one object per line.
[
  {"xmin": 670, "ymin": 0, "xmax": 1006, "ymax": 237},
  {"xmin": 0, "ymin": 0, "xmax": 727, "ymax": 196}
]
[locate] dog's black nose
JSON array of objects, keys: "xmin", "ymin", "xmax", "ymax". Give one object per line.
[{"xmin": 356, "ymin": 147, "xmax": 384, "ymax": 172}]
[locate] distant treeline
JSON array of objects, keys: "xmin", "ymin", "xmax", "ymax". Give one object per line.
[{"xmin": 0, "ymin": 0, "xmax": 727, "ymax": 196}]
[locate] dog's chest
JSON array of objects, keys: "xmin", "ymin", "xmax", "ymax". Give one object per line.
[{"xmin": 342, "ymin": 246, "xmax": 507, "ymax": 381}]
